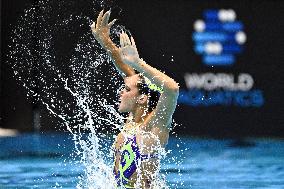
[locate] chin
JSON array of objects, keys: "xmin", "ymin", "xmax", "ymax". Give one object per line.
[
  {"xmin": 118, "ymin": 109, "xmax": 128, "ymax": 113},
  {"xmin": 118, "ymin": 106, "xmax": 125, "ymax": 113},
  {"xmin": 118, "ymin": 105, "xmax": 130, "ymax": 113}
]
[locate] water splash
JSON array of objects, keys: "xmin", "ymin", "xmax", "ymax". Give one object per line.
[{"xmin": 7, "ymin": 0, "xmax": 188, "ymax": 188}]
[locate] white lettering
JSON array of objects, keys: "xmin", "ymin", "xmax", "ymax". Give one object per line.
[
  {"xmin": 238, "ymin": 73, "xmax": 254, "ymax": 91},
  {"xmin": 184, "ymin": 73, "xmax": 204, "ymax": 89},
  {"xmin": 184, "ymin": 73, "xmax": 254, "ymax": 91}
]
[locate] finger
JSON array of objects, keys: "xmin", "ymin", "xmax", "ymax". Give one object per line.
[
  {"xmin": 108, "ymin": 19, "xmax": 117, "ymax": 28},
  {"xmin": 121, "ymin": 32, "xmax": 127, "ymax": 45},
  {"xmin": 96, "ymin": 10, "xmax": 104, "ymax": 28},
  {"xmin": 122, "ymin": 32, "xmax": 129, "ymax": 46},
  {"xmin": 101, "ymin": 10, "xmax": 111, "ymax": 26},
  {"xmin": 91, "ymin": 22, "xmax": 96, "ymax": 34},
  {"xmin": 130, "ymin": 36, "xmax": 137, "ymax": 49},
  {"xmin": 124, "ymin": 33, "xmax": 131, "ymax": 46},
  {"xmin": 120, "ymin": 32, "xmax": 125, "ymax": 47},
  {"xmin": 121, "ymin": 32, "xmax": 125, "ymax": 46},
  {"xmin": 91, "ymin": 22, "xmax": 96, "ymax": 30}
]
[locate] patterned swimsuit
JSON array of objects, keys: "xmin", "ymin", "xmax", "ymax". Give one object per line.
[{"xmin": 113, "ymin": 129, "xmax": 159, "ymax": 188}]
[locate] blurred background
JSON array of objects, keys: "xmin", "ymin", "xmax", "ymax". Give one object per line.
[{"xmin": 1, "ymin": 0, "xmax": 283, "ymax": 138}]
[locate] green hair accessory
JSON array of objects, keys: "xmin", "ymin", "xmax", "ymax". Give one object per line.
[{"xmin": 144, "ymin": 76, "xmax": 164, "ymax": 93}]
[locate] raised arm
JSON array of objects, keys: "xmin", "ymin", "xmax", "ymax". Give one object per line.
[
  {"xmin": 91, "ymin": 10, "xmax": 135, "ymax": 77},
  {"xmin": 120, "ymin": 33, "xmax": 179, "ymax": 128}
]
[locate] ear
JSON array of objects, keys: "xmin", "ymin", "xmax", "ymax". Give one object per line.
[{"xmin": 137, "ymin": 94, "xmax": 148, "ymax": 104}]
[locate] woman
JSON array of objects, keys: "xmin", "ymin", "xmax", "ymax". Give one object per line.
[{"xmin": 91, "ymin": 10, "xmax": 179, "ymax": 188}]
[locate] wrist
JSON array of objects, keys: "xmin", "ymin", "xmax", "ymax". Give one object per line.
[
  {"xmin": 137, "ymin": 58, "xmax": 144, "ymax": 66},
  {"xmin": 100, "ymin": 38, "xmax": 116, "ymax": 50},
  {"xmin": 131, "ymin": 58, "xmax": 144, "ymax": 71}
]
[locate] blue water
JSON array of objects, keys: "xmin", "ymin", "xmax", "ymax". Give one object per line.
[{"xmin": 0, "ymin": 133, "xmax": 284, "ymax": 189}]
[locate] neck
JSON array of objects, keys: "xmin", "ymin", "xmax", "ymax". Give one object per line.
[{"xmin": 131, "ymin": 106, "xmax": 150, "ymax": 124}]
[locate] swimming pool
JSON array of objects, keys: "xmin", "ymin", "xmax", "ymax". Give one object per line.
[{"xmin": 1, "ymin": 133, "xmax": 283, "ymax": 188}]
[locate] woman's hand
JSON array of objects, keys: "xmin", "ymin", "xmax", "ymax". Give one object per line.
[
  {"xmin": 119, "ymin": 32, "xmax": 141, "ymax": 67},
  {"xmin": 91, "ymin": 10, "xmax": 116, "ymax": 49}
]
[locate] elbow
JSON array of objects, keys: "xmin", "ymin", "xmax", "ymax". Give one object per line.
[
  {"xmin": 172, "ymin": 82, "xmax": 180, "ymax": 92},
  {"xmin": 165, "ymin": 81, "xmax": 179, "ymax": 93}
]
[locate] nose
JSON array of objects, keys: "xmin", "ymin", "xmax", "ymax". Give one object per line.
[
  {"xmin": 118, "ymin": 84, "xmax": 125, "ymax": 95},
  {"xmin": 118, "ymin": 88, "xmax": 124, "ymax": 97}
]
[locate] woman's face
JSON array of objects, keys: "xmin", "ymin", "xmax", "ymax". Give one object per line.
[{"xmin": 118, "ymin": 74, "xmax": 141, "ymax": 113}]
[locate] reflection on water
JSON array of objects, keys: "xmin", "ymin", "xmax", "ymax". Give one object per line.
[{"xmin": 0, "ymin": 133, "xmax": 283, "ymax": 189}]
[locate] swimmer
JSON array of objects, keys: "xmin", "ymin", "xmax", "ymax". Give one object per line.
[{"xmin": 91, "ymin": 10, "xmax": 179, "ymax": 188}]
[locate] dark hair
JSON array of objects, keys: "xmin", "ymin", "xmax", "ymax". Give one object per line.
[{"xmin": 136, "ymin": 73, "xmax": 161, "ymax": 112}]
